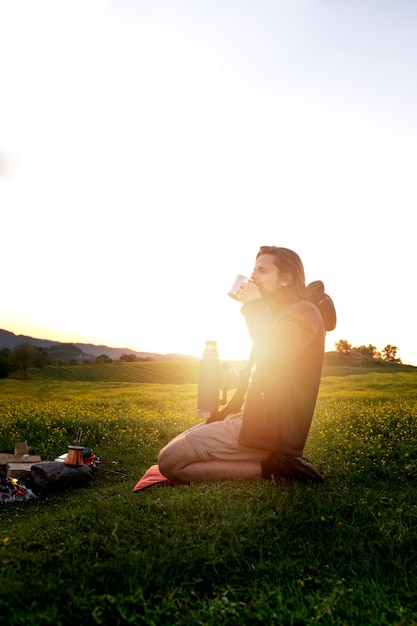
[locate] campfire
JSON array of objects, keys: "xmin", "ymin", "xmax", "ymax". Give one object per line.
[
  {"xmin": 0, "ymin": 474, "xmax": 36, "ymax": 504},
  {"xmin": 1, "ymin": 432, "xmax": 122, "ymax": 502},
  {"xmin": 0, "ymin": 441, "xmax": 40, "ymax": 504}
]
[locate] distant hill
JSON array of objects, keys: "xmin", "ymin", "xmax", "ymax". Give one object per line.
[{"xmin": 0, "ymin": 329, "xmax": 197, "ymax": 362}]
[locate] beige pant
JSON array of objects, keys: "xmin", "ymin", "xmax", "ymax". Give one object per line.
[{"xmin": 184, "ymin": 412, "xmax": 270, "ymax": 463}]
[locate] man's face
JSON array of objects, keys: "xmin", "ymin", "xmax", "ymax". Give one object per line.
[{"xmin": 250, "ymin": 253, "xmax": 290, "ymax": 298}]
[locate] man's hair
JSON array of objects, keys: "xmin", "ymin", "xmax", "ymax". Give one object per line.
[
  {"xmin": 256, "ymin": 246, "xmax": 308, "ymax": 303},
  {"xmin": 257, "ymin": 246, "xmax": 337, "ymax": 330}
]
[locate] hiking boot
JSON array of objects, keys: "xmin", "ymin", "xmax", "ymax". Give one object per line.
[{"xmin": 262, "ymin": 454, "xmax": 324, "ymax": 483}]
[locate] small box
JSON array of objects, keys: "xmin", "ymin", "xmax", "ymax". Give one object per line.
[{"xmin": 14, "ymin": 442, "xmax": 30, "ymax": 456}]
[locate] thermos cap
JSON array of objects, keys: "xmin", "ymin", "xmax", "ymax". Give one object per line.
[{"xmin": 203, "ymin": 340, "xmax": 219, "ymax": 357}]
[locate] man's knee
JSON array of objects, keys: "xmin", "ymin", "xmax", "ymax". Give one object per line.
[
  {"xmin": 158, "ymin": 436, "xmax": 199, "ymax": 480},
  {"xmin": 157, "ymin": 446, "xmax": 174, "ymax": 479}
]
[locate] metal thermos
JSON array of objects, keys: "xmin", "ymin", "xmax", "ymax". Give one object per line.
[{"xmin": 197, "ymin": 340, "xmax": 222, "ymax": 420}]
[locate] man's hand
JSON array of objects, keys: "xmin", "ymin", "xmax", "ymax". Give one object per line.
[{"xmin": 239, "ymin": 280, "xmax": 261, "ymax": 304}]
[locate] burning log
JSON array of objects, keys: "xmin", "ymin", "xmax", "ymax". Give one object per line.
[
  {"xmin": 0, "ymin": 476, "xmax": 36, "ymax": 503},
  {"xmin": 30, "ymin": 461, "xmax": 94, "ymax": 491}
]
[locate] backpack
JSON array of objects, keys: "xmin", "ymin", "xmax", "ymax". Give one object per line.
[{"xmin": 306, "ymin": 281, "xmax": 337, "ymax": 332}]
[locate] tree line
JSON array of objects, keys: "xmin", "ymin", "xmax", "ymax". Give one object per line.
[
  {"xmin": 333, "ymin": 340, "xmax": 401, "ymax": 363},
  {"xmin": 0, "ymin": 339, "xmax": 403, "ymax": 380},
  {"xmin": 0, "ymin": 342, "xmax": 155, "ymax": 379}
]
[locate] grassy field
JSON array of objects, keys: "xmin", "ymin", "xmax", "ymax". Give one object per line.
[
  {"xmin": 25, "ymin": 360, "xmax": 202, "ymax": 384},
  {"xmin": 1, "ymin": 364, "xmax": 417, "ymax": 625}
]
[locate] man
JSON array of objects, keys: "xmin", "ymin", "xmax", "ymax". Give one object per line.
[{"xmin": 158, "ymin": 246, "xmax": 330, "ymax": 484}]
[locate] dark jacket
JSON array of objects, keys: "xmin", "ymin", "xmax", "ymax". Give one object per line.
[{"xmin": 238, "ymin": 298, "xmax": 325, "ymax": 456}]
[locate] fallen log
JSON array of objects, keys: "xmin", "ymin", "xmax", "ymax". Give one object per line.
[{"xmin": 30, "ymin": 461, "xmax": 94, "ymax": 491}]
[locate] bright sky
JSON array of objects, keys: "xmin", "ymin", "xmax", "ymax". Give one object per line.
[{"xmin": 1, "ymin": 0, "xmax": 416, "ymax": 363}]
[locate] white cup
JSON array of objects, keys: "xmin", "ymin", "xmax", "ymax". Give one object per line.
[{"xmin": 228, "ymin": 275, "xmax": 250, "ymax": 301}]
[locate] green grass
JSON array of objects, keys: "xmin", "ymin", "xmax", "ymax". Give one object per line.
[
  {"xmin": 24, "ymin": 360, "xmax": 201, "ymax": 384},
  {"xmin": 1, "ymin": 367, "xmax": 417, "ymax": 625}
]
